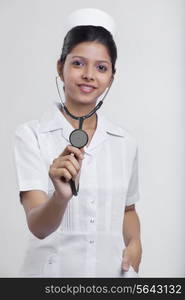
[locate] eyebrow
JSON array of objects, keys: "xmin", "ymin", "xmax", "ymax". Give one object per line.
[{"xmin": 71, "ymin": 56, "xmax": 111, "ymax": 65}]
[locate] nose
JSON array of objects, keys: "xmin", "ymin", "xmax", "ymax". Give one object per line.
[{"xmin": 82, "ymin": 65, "xmax": 95, "ymax": 81}]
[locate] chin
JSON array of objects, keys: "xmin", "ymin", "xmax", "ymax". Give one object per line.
[{"xmin": 73, "ymin": 97, "xmax": 97, "ymax": 106}]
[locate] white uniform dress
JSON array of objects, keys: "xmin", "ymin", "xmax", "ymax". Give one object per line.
[{"xmin": 14, "ymin": 102, "xmax": 140, "ymax": 278}]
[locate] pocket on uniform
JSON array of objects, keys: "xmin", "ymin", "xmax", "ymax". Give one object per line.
[{"xmin": 43, "ymin": 253, "xmax": 59, "ymax": 277}]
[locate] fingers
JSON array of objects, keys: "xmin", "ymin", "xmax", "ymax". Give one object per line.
[
  {"xmin": 49, "ymin": 167, "xmax": 72, "ymax": 182},
  {"xmin": 133, "ymin": 264, "xmax": 139, "ymax": 273},
  {"xmin": 50, "ymin": 160, "xmax": 78, "ymax": 181},
  {"xmin": 49, "ymin": 145, "xmax": 84, "ymax": 182},
  {"xmin": 60, "ymin": 145, "xmax": 84, "ymax": 161},
  {"xmin": 58, "ymin": 155, "xmax": 80, "ymax": 172},
  {"xmin": 122, "ymin": 247, "xmax": 140, "ymax": 273},
  {"xmin": 67, "ymin": 154, "xmax": 81, "ymax": 171},
  {"xmin": 122, "ymin": 249, "xmax": 130, "ymax": 271}
]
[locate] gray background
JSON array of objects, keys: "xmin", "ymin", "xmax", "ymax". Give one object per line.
[{"xmin": 0, "ymin": 0, "xmax": 184, "ymax": 277}]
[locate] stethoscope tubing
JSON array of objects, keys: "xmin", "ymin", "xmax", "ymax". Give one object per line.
[{"xmin": 55, "ymin": 76, "xmax": 113, "ymax": 196}]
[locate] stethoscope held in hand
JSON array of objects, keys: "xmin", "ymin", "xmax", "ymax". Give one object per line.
[{"xmin": 55, "ymin": 75, "xmax": 113, "ymax": 195}]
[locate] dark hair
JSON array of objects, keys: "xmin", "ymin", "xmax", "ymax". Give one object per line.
[{"xmin": 59, "ymin": 25, "xmax": 117, "ymax": 74}]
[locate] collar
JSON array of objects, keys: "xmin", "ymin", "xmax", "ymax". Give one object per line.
[{"xmin": 39, "ymin": 101, "xmax": 125, "ymax": 137}]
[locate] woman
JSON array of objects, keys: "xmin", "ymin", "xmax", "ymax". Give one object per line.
[{"xmin": 14, "ymin": 8, "xmax": 142, "ymax": 277}]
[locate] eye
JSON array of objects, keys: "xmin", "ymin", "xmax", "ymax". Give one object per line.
[
  {"xmin": 97, "ymin": 64, "xmax": 108, "ymax": 72},
  {"xmin": 72, "ymin": 60, "xmax": 84, "ymax": 67}
]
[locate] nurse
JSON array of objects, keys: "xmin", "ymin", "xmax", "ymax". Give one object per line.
[{"xmin": 14, "ymin": 8, "xmax": 142, "ymax": 277}]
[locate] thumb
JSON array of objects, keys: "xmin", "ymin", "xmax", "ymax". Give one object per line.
[{"xmin": 122, "ymin": 249, "xmax": 131, "ymax": 271}]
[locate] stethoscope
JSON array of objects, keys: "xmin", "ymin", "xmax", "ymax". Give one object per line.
[{"xmin": 55, "ymin": 75, "xmax": 113, "ymax": 195}]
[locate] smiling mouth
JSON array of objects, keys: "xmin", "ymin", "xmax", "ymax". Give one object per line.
[{"xmin": 78, "ymin": 84, "xmax": 97, "ymax": 93}]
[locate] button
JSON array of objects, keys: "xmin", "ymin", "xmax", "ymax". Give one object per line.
[
  {"xmin": 48, "ymin": 254, "xmax": 57, "ymax": 264},
  {"xmin": 48, "ymin": 258, "xmax": 53, "ymax": 264},
  {"xmin": 90, "ymin": 218, "xmax": 94, "ymax": 223},
  {"xmin": 90, "ymin": 200, "xmax": 95, "ymax": 204},
  {"xmin": 89, "ymin": 240, "xmax": 94, "ymax": 244}
]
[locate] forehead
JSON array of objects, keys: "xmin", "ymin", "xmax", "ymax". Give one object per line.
[{"xmin": 68, "ymin": 41, "xmax": 111, "ymax": 62}]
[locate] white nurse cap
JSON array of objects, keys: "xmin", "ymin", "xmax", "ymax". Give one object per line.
[{"xmin": 64, "ymin": 8, "xmax": 116, "ymax": 37}]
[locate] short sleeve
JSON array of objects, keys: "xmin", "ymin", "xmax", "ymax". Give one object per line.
[
  {"xmin": 14, "ymin": 122, "xmax": 49, "ymax": 198},
  {"xmin": 125, "ymin": 146, "xmax": 140, "ymax": 206}
]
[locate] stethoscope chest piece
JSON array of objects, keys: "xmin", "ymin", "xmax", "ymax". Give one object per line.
[
  {"xmin": 55, "ymin": 75, "xmax": 113, "ymax": 196},
  {"xmin": 56, "ymin": 75, "xmax": 111, "ymax": 150},
  {"xmin": 69, "ymin": 129, "xmax": 88, "ymax": 148}
]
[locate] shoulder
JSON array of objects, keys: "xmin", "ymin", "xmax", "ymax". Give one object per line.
[
  {"xmin": 14, "ymin": 102, "xmax": 58, "ymax": 138},
  {"xmin": 100, "ymin": 113, "xmax": 138, "ymax": 148},
  {"xmin": 15, "ymin": 120, "xmax": 40, "ymax": 139}
]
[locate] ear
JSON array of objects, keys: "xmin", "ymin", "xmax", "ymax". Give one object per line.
[{"xmin": 57, "ymin": 60, "xmax": 64, "ymax": 81}]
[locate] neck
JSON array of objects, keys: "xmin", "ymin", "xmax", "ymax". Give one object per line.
[{"xmin": 61, "ymin": 102, "xmax": 98, "ymax": 130}]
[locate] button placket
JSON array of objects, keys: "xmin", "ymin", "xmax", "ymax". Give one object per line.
[
  {"xmin": 83, "ymin": 150, "xmax": 97, "ymax": 276},
  {"xmin": 86, "ymin": 234, "xmax": 96, "ymax": 276}
]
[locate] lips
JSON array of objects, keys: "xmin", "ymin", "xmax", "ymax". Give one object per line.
[{"xmin": 78, "ymin": 84, "xmax": 97, "ymax": 93}]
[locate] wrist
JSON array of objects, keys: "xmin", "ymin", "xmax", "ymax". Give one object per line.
[
  {"xmin": 127, "ymin": 238, "xmax": 142, "ymax": 249},
  {"xmin": 52, "ymin": 190, "xmax": 71, "ymax": 206}
]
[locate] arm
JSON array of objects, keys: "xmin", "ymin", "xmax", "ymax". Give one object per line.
[
  {"xmin": 122, "ymin": 204, "xmax": 142, "ymax": 272},
  {"xmin": 21, "ymin": 190, "xmax": 69, "ymax": 239},
  {"xmin": 21, "ymin": 145, "xmax": 84, "ymax": 239}
]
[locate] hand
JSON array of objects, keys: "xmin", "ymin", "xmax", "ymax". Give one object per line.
[
  {"xmin": 49, "ymin": 145, "xmax": 84, "ymax": 202},
  {"xmin": 122, "ymin": 239, "xmax": 142, "ymax": 273}
]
